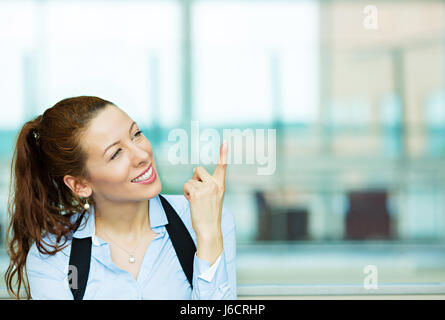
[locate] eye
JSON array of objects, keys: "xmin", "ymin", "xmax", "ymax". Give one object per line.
[
  {"xmin": 110, "ymin": 131, "xmax": 143, "ymax": 161},
  {"xmin": 134, "ymin": 130, "xmax": 143, "ymax": 137},
  {"xmin": 111, "ymin": 148, "xmax": 121, "ymax": 160}
]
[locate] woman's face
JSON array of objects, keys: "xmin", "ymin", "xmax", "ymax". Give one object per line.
[{"xmin": 80, "ymin": 104, "xmax": 162, "ymax": 203}]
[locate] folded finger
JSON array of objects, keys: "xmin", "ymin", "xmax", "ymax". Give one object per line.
[
  {"xmin": 184, "ymin": 180, "xmax": 198, "ymax": 200},
  {"xmin": 192, "ymin": 166, "xmax": 213, "ymax": 182}
]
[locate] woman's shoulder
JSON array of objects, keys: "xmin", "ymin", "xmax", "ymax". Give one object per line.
[
  {"xmin": 160, "ymin": 194, "xmax": 190, "ymax": 214},
  {"xmin": 26, "ymin": 232, "xmax": 72, "ymax": 275}
]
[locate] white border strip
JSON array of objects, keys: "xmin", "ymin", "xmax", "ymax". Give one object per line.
[
  {"xmin": 2, "ymin": 283, "xmax": 445, "ymax": 300},
  {"xmin": 237, "ymin": 283, "xmax": 445, "ymax": 296}
]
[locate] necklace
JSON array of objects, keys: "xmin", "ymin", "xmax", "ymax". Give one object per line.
[{"xmin": 100, "ymin": 229, "xmax": 144, "ymax": 264}]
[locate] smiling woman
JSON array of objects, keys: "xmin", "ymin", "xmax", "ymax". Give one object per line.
[{"xmin": 4, "ymin": 96, "xmax": 236, "ymax": 300}]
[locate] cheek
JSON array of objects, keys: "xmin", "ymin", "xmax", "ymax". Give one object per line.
[
  {"xmin": 93, "ymin": 166, "xmax": 130, "ymax": 185},
  {"xmin": 144, "ymin": 139, "xmax": 153, "ymax": 154},
  {"xmin": 94, "ymin": 141, "xmax": 154, "ymax": 185}
]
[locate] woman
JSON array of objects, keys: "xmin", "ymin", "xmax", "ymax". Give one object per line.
[{"xmin": 4, "ymin": 96, "xmax": 236, "ymax": 299}]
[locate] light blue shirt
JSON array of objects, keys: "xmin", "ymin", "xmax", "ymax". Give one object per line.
[{"xmin": 26, "ymin": 194, "xmax": 237, "ymax": 299}]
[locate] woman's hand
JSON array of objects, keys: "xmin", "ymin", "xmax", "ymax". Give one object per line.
[{"xmin": 184, "ymin": 141, "xmax": 228, "ymax": 265}]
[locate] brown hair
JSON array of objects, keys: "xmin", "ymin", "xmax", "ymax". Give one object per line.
[{"xmin": 4, "ymin": 96, "xmax": 113, "ymax": 299}]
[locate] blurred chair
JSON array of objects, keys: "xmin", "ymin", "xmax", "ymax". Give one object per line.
[
  {"xmin": 256, "ymin": 191, "xmax": 272, "ymax": 241},
  {"xmin": 255, "ymin": 191, "xmax": 309, "ymax": 241},
  {"xmin": 345, "ymin": 190, "xmax": 393, "ymax": 240},
  {"xmin": 286, "ymin": 208, "xmax": 309, "ymax": 241}
]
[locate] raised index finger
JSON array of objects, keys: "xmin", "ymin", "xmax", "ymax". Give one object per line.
[{"xmin": 213, "ymin": 140, "xmax": 228, "ymax": 183}]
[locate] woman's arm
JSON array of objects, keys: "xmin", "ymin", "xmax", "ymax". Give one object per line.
[
  {"xmin": 183, "ymin": 142, "xmax": 228, "ymax": 264},
  {"xmin": 182, "ymin": 141, "xmax": 237, "ymax": 299},
  {"xmin": 191, "ymin": 206, "xmax": 237, "ymax": 300}
]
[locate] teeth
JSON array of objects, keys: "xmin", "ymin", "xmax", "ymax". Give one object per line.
[{"xmin": 132, "ymin": 167, "xmax": 153, "ymax": 183}]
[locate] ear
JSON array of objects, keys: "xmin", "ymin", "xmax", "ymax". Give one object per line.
[{"xmin": 63, "ymin": 175, "xmax": 92, "ymax": 198}]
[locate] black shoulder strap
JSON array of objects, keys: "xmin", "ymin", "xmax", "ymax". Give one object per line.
[
  {"xmin": 159, "ymin": 194, "xmax": 197, "ymax": 288},
  {"xmin": 68, "ymin": 237, "xmax": 92, "ymax": 300},
  {"xmin": 68, "ymin": 195, "xmax": 196, "ymax": 300}
]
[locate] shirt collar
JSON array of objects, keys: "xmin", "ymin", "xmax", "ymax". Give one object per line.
[
  {"xmin": 72, "ymin": 194, "xmax": 168, "ymax": 239},
  {"xmin": 148, "ymin": 194, "xmax": 169, "ymax": 228}
]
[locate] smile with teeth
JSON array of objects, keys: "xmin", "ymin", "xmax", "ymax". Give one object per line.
[{"xmin": 131, "ymin": 166, "xmax": 154, "ymax": 183}]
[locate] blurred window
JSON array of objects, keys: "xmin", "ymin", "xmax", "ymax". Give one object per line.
[
  {"xmin": 192, "ymin": 1, "xmax": 319, "ymax": 126},
  {"xmin": 0, "ymin": 1, "xmax": 181, "ymax": 128},
  {"xmin": 1, "ymin": 0, "xmax": 445, "ymax": 298}
]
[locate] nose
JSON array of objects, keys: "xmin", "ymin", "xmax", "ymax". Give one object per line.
[{"xmin": 130, "ymin": 143, "xmax": 151, "ymax": 166}]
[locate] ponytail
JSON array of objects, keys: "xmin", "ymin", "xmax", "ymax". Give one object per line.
[{"xmin": 4, "ymin": 96, "xmax": 110, "ymax": 299}]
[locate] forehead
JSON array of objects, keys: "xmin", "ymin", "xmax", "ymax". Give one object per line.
[{"xmin": 82, "ymin": 104, "xmax": 133, "ymax": 158}]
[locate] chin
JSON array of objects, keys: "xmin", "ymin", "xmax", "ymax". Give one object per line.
[{"xmin": 148, "ymin": 179, "xmax": 162, "ymax": 199}]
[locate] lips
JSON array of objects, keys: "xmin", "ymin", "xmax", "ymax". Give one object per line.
[{"xmin": 131, "ymin": 164, "xmax": 152, "ymax": 182}]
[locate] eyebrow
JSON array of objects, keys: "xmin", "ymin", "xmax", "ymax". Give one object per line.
[{"xmin": 103, "ymin": 121, "xmax": 137, "ymax": 157}]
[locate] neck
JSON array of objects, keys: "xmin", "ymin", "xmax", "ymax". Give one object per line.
[{"xmin": 94, "ymin": 199, "xmax": 151, "ymax": 240}]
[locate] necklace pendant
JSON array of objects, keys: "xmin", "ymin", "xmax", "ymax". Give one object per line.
[{"xmin": 129, "ymin": 255, "xmax": 135, "ymax": 263}]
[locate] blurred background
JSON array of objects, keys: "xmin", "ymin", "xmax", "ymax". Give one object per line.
[{"xmin": 0, "ymin": 0, "xmax": 444, "ymax": 298}]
